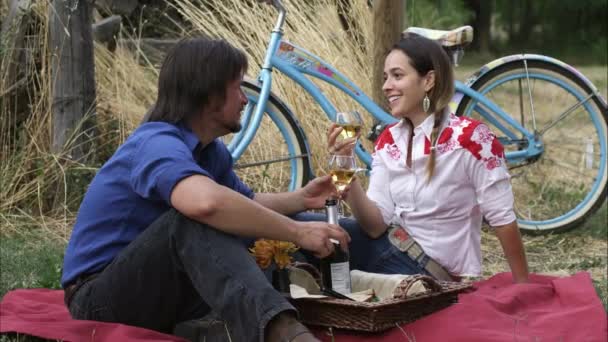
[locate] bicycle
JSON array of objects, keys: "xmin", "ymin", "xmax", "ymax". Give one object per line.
[{"xmin": 227, "ymin": 0, "xmax": 607, "ymax": 233}]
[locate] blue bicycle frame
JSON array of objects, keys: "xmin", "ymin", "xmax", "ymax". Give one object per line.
[{"xmin": 227, "ymin": 6, "xmax": 543, "ymax": 172}]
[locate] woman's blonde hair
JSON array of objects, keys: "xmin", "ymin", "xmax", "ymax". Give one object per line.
[{"xmin": 391, "ymin": 33, "xmax": 455, "ymax": 181}]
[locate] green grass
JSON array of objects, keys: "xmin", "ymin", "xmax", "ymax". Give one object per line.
[
  {"xmin": 0, "ymin": 233, "xmax": 64, "ymax": 297},
  {"xmin": 0, "ymin": 233, "xmax": 65, "ymax": 342}
]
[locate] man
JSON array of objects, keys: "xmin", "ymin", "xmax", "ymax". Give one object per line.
[{"xmin": 61, "ymin": 37, "xmax": 349, "ymax": 342}]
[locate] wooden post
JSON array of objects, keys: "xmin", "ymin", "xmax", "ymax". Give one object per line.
[
  {"xmin": 371, "ymin": 0, "xmax": 405, "ymax": 106},
  {"xmin": 1, "ymin": 0, "xmax": 32, "ymax": 95},
  {"xmin": 48, "ymin": 0, "xmax": 97, "ymax": 160}
]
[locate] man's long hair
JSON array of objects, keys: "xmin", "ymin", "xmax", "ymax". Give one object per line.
[{"xmin": 145, "ymin": 37, "xmax": 248, "ymax": 123}]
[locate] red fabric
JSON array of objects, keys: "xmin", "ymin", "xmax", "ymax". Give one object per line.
[
  {"xmin": 311, "ymin": 272, "xmax": 607, "ymax": 342},
  {"xmin": 0, "ymin": 288, "xmax": 185, "ymax": 342},
  {"xmin": 1, "ymin": 273, "xmax": 605, "ymax": 342}
]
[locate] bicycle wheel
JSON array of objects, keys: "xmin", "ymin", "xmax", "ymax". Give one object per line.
[
  {"xmin": 456, "ymin": 59, "xmax": 608, "ymax": 232},
  {"xmin": 223, "ymin": 80, "xmax": 312, "ymax": 193}
]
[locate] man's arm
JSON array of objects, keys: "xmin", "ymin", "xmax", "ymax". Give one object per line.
[
  {"xmin": 254, "ymin": 192, "xmax": 303, "ymax": 215},
  {"xmin": 253, "ymin": 175, "xmax": 338, "ymax": 215},
  {"xmin": 494, "ymin": 220, "xmax": 529, "ymax": 283},
  {"xmin": 171, "ymin": 175, "xmax": 350, "ymax": 257}
]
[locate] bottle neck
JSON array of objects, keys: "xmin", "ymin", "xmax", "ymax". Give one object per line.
[
  {"xmin": 326, "ymin": 202, "xmax": 339, "ymax": 225},
  {"xmin": 325, "ymin": 200, "xmax": 340, "ymax": 244}
]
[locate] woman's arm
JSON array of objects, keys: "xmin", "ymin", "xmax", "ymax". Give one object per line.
[
  {"xmin": 494, "ymin": 220, "xmax": 529, "ymax": 283},
  {"xmin": 343, "ymin": 177, "xmax": 388, "ymax": 238},
  {"xmin": 327, "ymin": 123, "xmax": 392, "ymax": 238}
]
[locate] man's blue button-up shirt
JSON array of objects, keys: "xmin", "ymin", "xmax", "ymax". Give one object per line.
[{"xmin": 61, "ymin": 122, "xmax": 253, "ymax": 287}]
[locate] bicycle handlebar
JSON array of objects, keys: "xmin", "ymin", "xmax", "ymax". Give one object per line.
[{"xmin": 270, "ymin": 0, "xmax": 286, "ymax": 32}]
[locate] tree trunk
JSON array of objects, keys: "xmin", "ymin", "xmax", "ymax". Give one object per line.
[
  {"xmin": 516, "ymin": 0, "xmax": 535, "ymax": 46},
  {"xmin": 464, "ymin": 0, "xmax": 492, "ymax": 53},
  {"xmin": 371, "ymin": 0, "xmax": 405, "ymax": 106},
  {"xmin": 48, "ymin": 0, "xmax": 97, "ymax": 160}
]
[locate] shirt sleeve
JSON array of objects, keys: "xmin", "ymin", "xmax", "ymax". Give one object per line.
[
  {"xmin": 462, "ymin": 124, "xmax": 517, "ymax": 227},
  {"xmin": 366, "ymin": 152, "xmax": 396, "ymax": 226},
  {"xmin": 130, "ymin": 131, "xmax": 212, "ymax": 205},
  {"xmin": 215, "ymin": 142, "xmax": 254, "ymax": 199}
]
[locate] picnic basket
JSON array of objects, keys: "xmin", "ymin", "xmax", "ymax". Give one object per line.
[{"xmin": 288, "ymin": 279, "xmax": 473, "ymax": 332}]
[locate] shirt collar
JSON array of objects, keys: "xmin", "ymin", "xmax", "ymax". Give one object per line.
[
  {"xmin": 417, "ymin": 114, "xmax": 436, "ymax": 140},
  {"xmin": 389, "ymin": 108, "xmax": 452, "ymax": 142},
  {"xmin": 389, "ymin": 114, "xmax": 435, "ymax": 141},
  {"xmin": 177, "ymin": 122, "xmax": 201, "ymax": 152}
]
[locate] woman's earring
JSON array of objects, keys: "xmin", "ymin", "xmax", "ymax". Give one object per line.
[{"xmin": 423, "ymin": 93, "xmax": 431, "ymax": 113}]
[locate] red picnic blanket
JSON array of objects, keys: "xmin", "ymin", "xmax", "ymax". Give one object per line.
[
  {"xmin": 1, "ymin": 272, "xmax": 606, "ymax": 342},
  {"xmin": 312, "ymin": 272, "xmax": 607, "ymax": 341},
  {"xmin": 0, "ymin": 289, "xmax": 185, "ymax": 341}
]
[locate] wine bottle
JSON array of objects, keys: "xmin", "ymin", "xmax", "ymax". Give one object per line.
[{"xmin": 320, "ymin": 199, "xmax": 352, "ymax": 295}]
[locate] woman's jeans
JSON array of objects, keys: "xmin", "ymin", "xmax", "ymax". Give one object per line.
[
  {"xmin": 66, "ymin": 209, "xmax": 294, "ymax": 342},
  {"xmin": 292, "ymin": 212, "xmax": 426, "ymax": 275}
]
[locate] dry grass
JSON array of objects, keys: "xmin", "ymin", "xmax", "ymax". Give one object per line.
[{"xmin": 172, "ymin": 0, "xmax": 376, "ymax": 183}]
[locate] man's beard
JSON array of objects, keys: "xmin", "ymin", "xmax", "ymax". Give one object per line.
[{"xmin": 227, "ymin": 121, "xmax": 242, "ymax": 133}]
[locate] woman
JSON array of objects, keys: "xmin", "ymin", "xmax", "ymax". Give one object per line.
[{"xmin": 329, "ymin": 33, "xmax": 529, "ymax": 283}]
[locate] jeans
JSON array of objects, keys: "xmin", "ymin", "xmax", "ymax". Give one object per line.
[
  {"xmin": 292, "ymin": 212, "xmax": 426, "ymax": 275},
  {"xmin": 67, "ymin": 209, "xmax": 294, "ymax": 342}
]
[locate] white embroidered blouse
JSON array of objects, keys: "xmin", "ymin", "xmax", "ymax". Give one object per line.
[{"xmin": 367, "ymin": 111, "xmax": 516, "ymax": 277}]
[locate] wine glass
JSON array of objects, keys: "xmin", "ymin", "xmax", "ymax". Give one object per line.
[
  {"xmin": 335, "ymin": 111, "xmax": 363, "ymax": 142},
  {"xmin": 328, "ymin": 154, "xmax": 363, "ymax": 217}
]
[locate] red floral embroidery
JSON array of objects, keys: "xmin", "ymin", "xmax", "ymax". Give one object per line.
[
  {"xmin": 484, "ymin": 156, "xmax": 502, "ymax": 170},
  {"xmin": 424, "ymin": 137, "xmax": 431, "ymax": 155},
  {"xmin": 436, "ymin": 127, "xmax": 456, "ymax": 154},
  {"xmin": 491, "ymin": 136, "xmax": 505, "ymax": 158},
  {"xmin": 387, "ymin": 144, "xmax": 401, "ymax": 160},
  {"xmin": 458, "ymin": 120, "xmax": 483, "ymax": 160},
  {"xmin": 437, "ymin": 127, "xmax": 453, "ymax": 145},
  {"xmin": 473, "ymin": 124, "xmax": 493, "ymax": 144},
  {"xmin": 437, "ymin": 140, "xmax": 457, "ymax": 154}
]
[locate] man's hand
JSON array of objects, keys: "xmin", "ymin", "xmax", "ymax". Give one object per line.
[
  {"xmin": 299, "ymin": 175, "xmax": 338, "ymax": 210},
  {"xmin": 294, "ymin": 221, "xmax": 351, "ymax": 258}
]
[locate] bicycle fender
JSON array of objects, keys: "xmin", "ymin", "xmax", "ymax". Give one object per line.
[{"xmin": 462, "ymin": 54, "xmax": 607, "ymax": 108}]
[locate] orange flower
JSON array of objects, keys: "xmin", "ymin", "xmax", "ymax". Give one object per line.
[{"xmin": 249, "ymin": 239, "xmax": 299, "ymax": 269}]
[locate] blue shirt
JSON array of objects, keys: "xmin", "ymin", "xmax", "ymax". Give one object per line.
[{"xmin": 61, "ymin": 122, "xmax": 253, "ymax": 287}]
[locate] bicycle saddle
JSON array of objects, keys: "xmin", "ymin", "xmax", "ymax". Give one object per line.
[{"xmin": 403, "ymin": 26, "xmax": 474, "ymax": 48}]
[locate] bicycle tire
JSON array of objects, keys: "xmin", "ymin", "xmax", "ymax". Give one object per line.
[
  {"xmin": 224, "ymin": 80, "xmax": 312, "ymax": 193},
  {"xmin": 456, "ymin": 59, "xmax": 608, "ymax": 233}
]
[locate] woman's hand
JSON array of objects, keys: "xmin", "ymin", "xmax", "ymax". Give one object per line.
[{"xmin": 327, "ymin": 123, "xmax": 359, "ymax": 155}]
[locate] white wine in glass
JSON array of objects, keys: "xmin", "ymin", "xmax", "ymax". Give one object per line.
[
  {"xmin": 328, "ymin": 154, "xmax": 362, "ymax": 218},
  {"xmin": 328, "ymin": 154, "xmax": 358, "ymax": 194},
  {"xmin": 335, "ymin": 111, "xmax": 363, "ymax": 140},
  {"xmin": 330, "ymin": 169, "xmax": 356, "ymax": 193}
]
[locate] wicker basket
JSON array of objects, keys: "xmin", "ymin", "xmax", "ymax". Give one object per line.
[{"xmin": 289, "ymin": 281, "xmax": 473, "ymax": 332}]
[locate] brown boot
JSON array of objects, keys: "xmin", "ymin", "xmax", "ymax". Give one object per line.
[{"xmin": 265, "ymin": 312, "xmax": 320, "ymax": 342}]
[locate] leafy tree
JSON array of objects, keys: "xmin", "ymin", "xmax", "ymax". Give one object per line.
[{"xmin": 493, "ymin": 0, "xmax": 607, "ymax": 63}]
